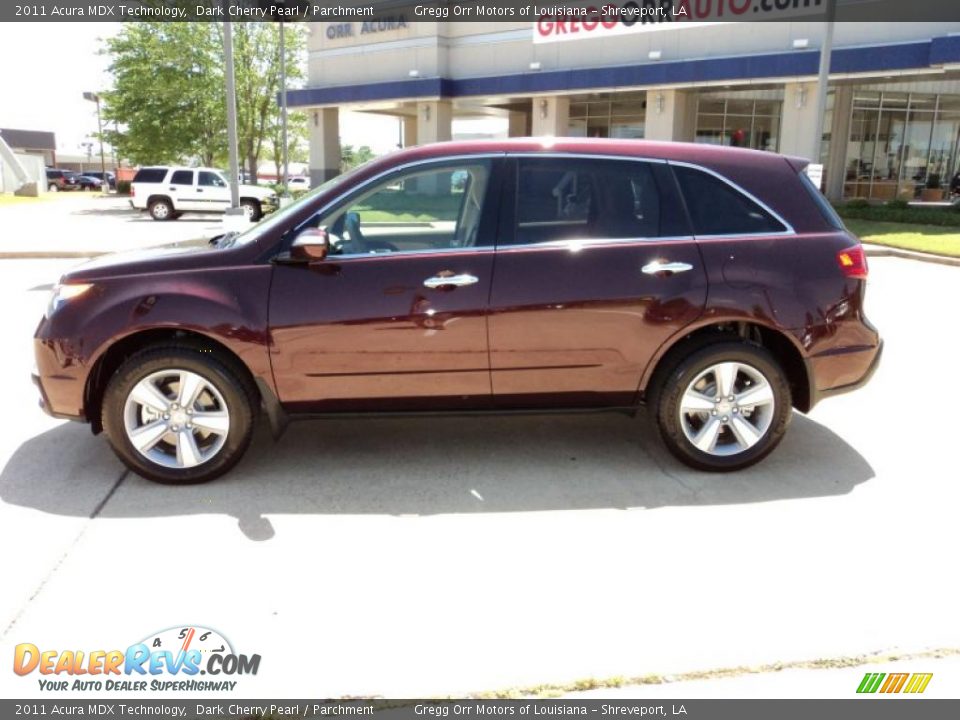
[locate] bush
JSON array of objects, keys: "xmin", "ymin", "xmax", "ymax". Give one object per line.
[
  {"xmin": 116, "ymin": 180, "xmax": 131, "ymax": 195},
  {"xmin": 885, "ymin": 198, "xmax": 909, "ymax": 210},
  {"xmin": 844, "ymin": 198, "xmax": 870, "ymax": 209}
]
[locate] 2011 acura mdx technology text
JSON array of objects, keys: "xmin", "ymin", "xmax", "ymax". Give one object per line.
[{"xmin": 33, "ymin": 139, "xmax": 882, "ymax": 483}]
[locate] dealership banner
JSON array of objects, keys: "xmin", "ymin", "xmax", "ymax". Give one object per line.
[
  {"xmin": 3, "ymin": 700, "xmax": 960, "ymax": 719},
  {"xmin": 533, "ymin": 0, "xmax": 823, "ymax": 43},
  {"xmin": 1, "ymin": 0, "xmax": 959, "ymax": 23}
]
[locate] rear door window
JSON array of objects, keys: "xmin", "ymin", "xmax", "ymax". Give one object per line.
[
  {"xmin": 170, "ymin": 170, "xmax": 194, "ymax": 186},
  {"xmin": 672, "ymin": 164, "xmax": 788, "ymax": 236},
  {"xmin": 198, "ymin": 171, "xmax": 227, "ymax": 187},
  {"xmin": 511, "ymin": 158, "xmax": 677, "ymax": 245}
]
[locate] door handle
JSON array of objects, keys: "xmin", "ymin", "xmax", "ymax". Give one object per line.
[
  {"xmin": 642, "ymin": 260, "xmax": 694, "ymax": 276},
  {"xmin": 197, "ymin": 188, "xmax": 204, "ymax": 193},
  {"xmin": 423, "ymin": 273, "xmax": 479, "ymax": 289}
]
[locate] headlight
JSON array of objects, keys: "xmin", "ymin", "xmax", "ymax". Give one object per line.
[{"xmin": 46, "ymin": 283, "xmax": 94, "ymax": 318}]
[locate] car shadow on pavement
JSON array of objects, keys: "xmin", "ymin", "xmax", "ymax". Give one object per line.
[
  {"xmin": 70, "ymin": 206, "xmax": 218, "ymax": 223},
  {"xmin": 0, "ymin": 411, "xmax": 873, "ymax": 541}
]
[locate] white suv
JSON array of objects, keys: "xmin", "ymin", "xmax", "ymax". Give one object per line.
[{"xmin": 130, "ymin": 166, "xmax": 277, "ymax": 221}]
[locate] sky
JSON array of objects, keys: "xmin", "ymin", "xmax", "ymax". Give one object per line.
[{"xmin": 0, "ymin": 22, "xmax": 404, "ymax": 161}]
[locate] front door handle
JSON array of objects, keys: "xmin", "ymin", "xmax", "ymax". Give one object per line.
[
  {"xmin": 642, "ymin": 260, "xmax": 694, "ymax": 276},
  {"xmin": 423, "ymin": 273, "xmax": 479, "ymax": 289}
]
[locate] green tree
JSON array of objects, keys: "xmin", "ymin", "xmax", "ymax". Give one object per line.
[
  {"xmin": 341, "ymin": 144, "xmax": 375, "ymax": 172},
  {"xmin": 267, "ymin": 109, "xmax": 308, "ymax": 183},
  {"xmin": 102, "ymin": 23, "xmax": 226, "ymax": 166},
  {"xmin": 101, "ymin": 20, "xmax": 304, "ymax": 176}
]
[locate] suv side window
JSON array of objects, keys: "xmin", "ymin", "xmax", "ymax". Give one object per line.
[
  {"xmin": 198, "ymin": 171, "xmax": 227, "ymax": 187},
  {"xmin": 170, "ymin": 170, "xmax": 194, "ymax": 186},
  {"xmin": 673, "ymin": 164, "xmax": 787, "ymax": 236},
  {"xmin": 319, "ymin": 160, "xmax": 493, "ymax": 255},
  {"xmin": 132, "ymin": 168, "xmax": 167, "ymax": 184},
  {"xmin": 512, "ymin": 158, "xmax": 668, "ymax": 245}
]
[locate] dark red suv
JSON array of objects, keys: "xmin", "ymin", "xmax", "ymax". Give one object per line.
[{"xmin": 33, "ymin": 139, "xmax": 881, "ymax": 483}]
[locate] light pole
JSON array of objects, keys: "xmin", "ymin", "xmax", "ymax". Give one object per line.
[
  {"xmin": 279, "ymin": 20, "xmax": 289, "ymax": 196},
  {"xmin": 810, "ymin": 0, "xmax": 836, "ymax": 169},
  {"xmin": 82, "ymin": 91, "xmax": 108, "ymax": 194}
]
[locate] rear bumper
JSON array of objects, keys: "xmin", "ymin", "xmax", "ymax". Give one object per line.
[{"xmin": 808, "ymin": 339, "xmax": 883, "ymax": 408}]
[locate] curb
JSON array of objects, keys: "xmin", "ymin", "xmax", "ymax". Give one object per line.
[{"xmin": 863, "ymin": 244, "xmax": 960, "ymax": 267}]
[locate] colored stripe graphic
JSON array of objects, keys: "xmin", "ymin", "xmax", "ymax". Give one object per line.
[
  {"xmin": 880, "ymin": 673, "xmax": 909, "ymax": 693},
  {"xmin": 857, "ymin": 673, "xmax": 885, "ymax": 693},
  {"xmin": 904, "ymin": 673, "xmax": 933, "ymax": 694},
  {"xmin": 857, "ymin": 672, "xmax": 932, "ymax": 694}
]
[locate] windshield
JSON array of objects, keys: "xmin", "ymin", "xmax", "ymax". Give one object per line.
[{"xmin": 230, "ymin": 160, "xmax": 375, "ymax": 247}]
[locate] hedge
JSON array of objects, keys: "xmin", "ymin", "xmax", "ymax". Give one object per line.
[{"xmin": 835, "ymin": 202, "xmax": 960, "ymax": 228}]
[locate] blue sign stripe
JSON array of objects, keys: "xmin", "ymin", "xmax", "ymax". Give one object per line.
[{"xmin": 285, "ymin": 38, "xmax": 957, "ymax": 107}]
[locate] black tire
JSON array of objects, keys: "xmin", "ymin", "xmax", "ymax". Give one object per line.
[
  {"xmin": 101, "ymin": 345, "xmax": 257, "ymax": 484},
  {"xmin": 240, "ymin": 198, "xmax": 262, "ymax": 221},
  {"xmin": 148, "ymin": 198, "xmax": 174, "ymax": 221},
  {"xmin": 650, "ymin": 342, "xmax": 792, "ymax": 472}
]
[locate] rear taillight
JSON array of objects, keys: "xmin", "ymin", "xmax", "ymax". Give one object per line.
[{"xmin": 837, "ymin": 245, "xmax": 868, "ymax": 279}]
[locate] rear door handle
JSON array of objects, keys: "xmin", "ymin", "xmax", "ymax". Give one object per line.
[
  {"xmin": 642, "ymin": 261, "xmax": 694, "ymax": 276},
  {"xmin": 423, "ymin": 273, "xmax": 479, "ymax": 289}
]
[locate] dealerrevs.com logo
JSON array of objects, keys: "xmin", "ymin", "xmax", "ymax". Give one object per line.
[{"xmin": 13, "ymin": 626, "xmax": 261, "ymax": 692}]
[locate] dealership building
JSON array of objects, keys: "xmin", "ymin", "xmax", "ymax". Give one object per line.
[{"xmin": 289, "ymin": 18, "xmax": 960, "ymax": 202}]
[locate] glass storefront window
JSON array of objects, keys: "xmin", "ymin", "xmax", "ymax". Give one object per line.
[
  {"xmin": 694, "ymin": 89, "xmax": 784, "ymax": 152},
  {"xmin": 842, "ymin": 90, "xmax": 960, "ymax": 201},
  {"xmin": 567, "ymin": 91, "xmax": 646, "ymax": 139}
]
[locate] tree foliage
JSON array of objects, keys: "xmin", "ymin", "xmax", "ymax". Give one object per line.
[
  {"xmin": 341, "ymin": 144, "xmax": 375, "ymax": 172},
  {"xmin": 102, "ymin": 21, "xmax": 305, "ymax": 176}
]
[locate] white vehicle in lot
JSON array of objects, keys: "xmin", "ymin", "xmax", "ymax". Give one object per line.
[
  {"xmin": 287, "ymin": 176, "xmax": 310, "ymax": 190},
  {"xmin": 130, "ymin": 166, "xmax": 277, "ymax": 221}
]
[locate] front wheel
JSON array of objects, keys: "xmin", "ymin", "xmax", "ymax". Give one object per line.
[
  {"xmin": 102, "ymin": 346, "xmax": 257, "ymax": 483},
  {"xmin": 651, "ymin": 342, "xmax": 792, "ymax": 472},
  {"xmin": 239, "ymin": 199, "xmax": 262, "ymax": 221}
]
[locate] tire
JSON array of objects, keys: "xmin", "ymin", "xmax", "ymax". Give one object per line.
[
  {"xmin": 148, "ymin": 198, "xmax": 174, "ymax": 221},
  {"xmin": 101, "ymin": 345, "xmax": 257, "ymax": 484},
  {"xmin": 48, "ymin": 183, "xmax": 59, "ymax": 192},
  {"xmin": 650, "ymin": 342, "xmax": 792, "ymax": 472},
  {"xmin": 240, "ymin": 199, "xmax": 262, "ymax": 221}
]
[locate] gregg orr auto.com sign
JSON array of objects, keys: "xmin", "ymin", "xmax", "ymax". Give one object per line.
[{"xmin": 533, "ymin": 0, "xmax": 824, "ymax": 43}]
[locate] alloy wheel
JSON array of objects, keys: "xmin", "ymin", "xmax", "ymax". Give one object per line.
[{"xmin": 123, "ymin": 369, "xmax": 231, "ymax": 469}]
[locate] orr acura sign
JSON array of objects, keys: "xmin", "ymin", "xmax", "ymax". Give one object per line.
[
  {"xmin": 326, "ymin": 16, "xmax": 409, "ymax": 41},
  {"xmin": 534, "ymin": 0, "xmax": 824, "ymax": 43}
]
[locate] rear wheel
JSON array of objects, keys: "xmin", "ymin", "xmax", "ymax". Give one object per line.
[
  {"xmin": 148, "ymin": 198, "xmax": 174, "ymax": 221},
  {"xmin": 651, "ymin": 342, "xmax": 791, "ymax": 471},
  {"xmin": 101, "ymin": 346, "xmax": 257, "ymax": 483}
]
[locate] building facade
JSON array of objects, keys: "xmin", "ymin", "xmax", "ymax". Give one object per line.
[{"xmin": 289, "ymin": 20, "xmax": 960, "ymax": 201}]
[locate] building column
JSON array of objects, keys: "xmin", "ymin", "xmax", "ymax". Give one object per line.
[
  {"xmin": 644, "ymin": 89, "xmax": 697, "ymax": 142},
  {"xmin": 309, "ymin": 107, "xmax": 340, "ymax": 185},
  {"xmin": 779, "ymin": 82, "xmax": 820, "ymax": 160},
  {"xmin": 508, "ymin": 111, "xmax": 529, "ymax": 138},
  {"xmin": 403, "ymin": 115, "xmax": 418, "ymax": 148},
  {"xmin": 531, "ymin": 96, "xmax": 569, "ymax": 136},
  {"xmin": 824, "ymin": 85, "xmax": 853, "ymax": 201},
  {"xmin": 416, "ymin": 101, "xmax": 453, "ymax": 145}
]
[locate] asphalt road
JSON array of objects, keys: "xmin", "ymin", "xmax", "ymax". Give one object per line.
[{"xmin": 0, "ymin": 201, "xmax": 957, "ymax": 698}]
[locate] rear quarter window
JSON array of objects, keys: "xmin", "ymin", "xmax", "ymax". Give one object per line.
[
  {"xmin": 132, "ymin": 168, "xmax": 168, "ymax": 184},
  {"xmin": 798, "ymin": 170, "xmax": 845, "ymax": 230},
  {"xmin": 673, "ymin": 164, "xmax": 788, "ymax": 236}
]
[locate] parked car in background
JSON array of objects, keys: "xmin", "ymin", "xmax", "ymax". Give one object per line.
[
  {"xmin": 288, "ymin": 176, "xmax": 310, "ymax": 191},
  {"xmin": 76, "ymin": 175, "xmax": 103, "ymax": 191},
  {"xmin": 130, "ymin": 166, "xmax": 277, "ymax": 221},
  {"xmin": 45, "ymin": 168, "xmax": 80, "ymax": 192},
  {"xmin": 33, "ymin": 139, "xmax": 882, "ymax": 483},
  {"xmin": 81, "ymin": 170, "xmax": 117, "ymax": 189}
]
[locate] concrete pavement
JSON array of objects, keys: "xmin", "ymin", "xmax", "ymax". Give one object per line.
[{"xmin": 0, "ymin": 199, "xmax": 957, "ymax": 698}]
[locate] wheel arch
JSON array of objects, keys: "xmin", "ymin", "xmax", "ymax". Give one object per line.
[
  {"xmin": 83, "ymin": 327, "xmax": 260, "ymax": 434},
  {"xmin": 643, "ymin": 320, "xmax": 812, "ymax": 413}
]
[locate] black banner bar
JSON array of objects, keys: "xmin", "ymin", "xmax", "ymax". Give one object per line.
[
  {"xmin": 3, "ymin": 699, "xmax": 960, "ymax": 720},
  {"xmin": 3, "ymin": 0, "xmax": 960, "ymax": 23}
]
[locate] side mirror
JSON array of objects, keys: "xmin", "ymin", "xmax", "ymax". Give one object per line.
[{"xmin": 290, "ymin": 227, "xmax": 329, "ymax": 262}]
